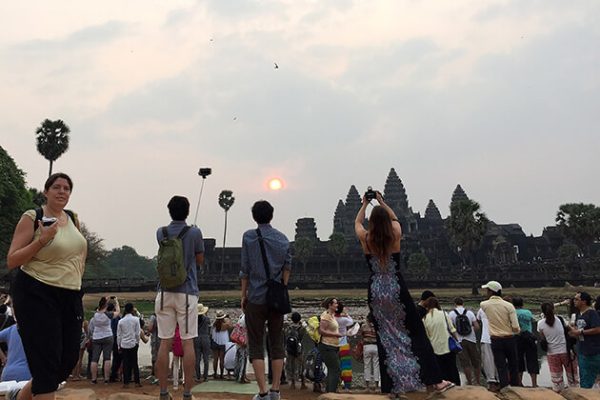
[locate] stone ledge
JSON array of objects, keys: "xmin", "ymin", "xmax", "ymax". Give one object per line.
[
  {"xmin": 56, "ymin": 388, "xmax": 97, "ymax": 400},
  {"xmin": 560, "ymin": 388, "xmax": 600, "ymax": 400},
  {"xmin": 106, "ymin": 393, "xmax": 157, "ymax": 400},
  {"xmin": 499, "ymin": 386, "xmax": 565, "ymax": 400}
]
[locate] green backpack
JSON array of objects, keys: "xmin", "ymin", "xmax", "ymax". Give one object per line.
[{"xmin": 157, "ymin": 226, "xmax": 190, "ymax": 289}]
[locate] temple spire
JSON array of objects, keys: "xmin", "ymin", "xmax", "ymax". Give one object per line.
[
  {"xmin": 451, "ymin": 184, "xmax": 469, "ymax": 205},
  {"xmin": 424, "ymin": 199, "xmax": 442, "ymax": 220},
  {"xmin": 382, "ymin": 168, "xmax": 409, "ymax": 213}
]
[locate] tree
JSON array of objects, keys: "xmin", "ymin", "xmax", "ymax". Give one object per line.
[
  {"xmin": 556, "ymin": 203, "xmax": 600, "ymax": 257},
  {"xmin": 327, "ymin": 232, "xmax": 347, "ymax": 274},
  {"xmin": 0, "ymin": 146, "xmax": 35, "ymax": 269},
  {"xmin": 35, "ymin": 119, "xmax": 70, "ymax": 177},
  {"xmin": 447, "ymin": 199, "xmax": 489, "ymax": 295},
  {"xmin": 79, "ymin": 223, "xmax": 108, "ymax": 270},
  {"xmin": 28, "ymin": 187, "xmax": 45, "ymax": 206},
  {"xmin": 293, "ymin": 237, "xmax": 314, "ymax": 275},
  {"xmin": 407, "ymin": 252, "xmax": 431, "ymax": 278},
  {"xmin": 218, "ymin": 190, "xmax": 235, "ymax": 276}
]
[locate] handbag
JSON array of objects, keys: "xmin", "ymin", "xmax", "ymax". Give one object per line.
[
  {"xmin": 231, "ymin": 323, "xmax": 247, "ymax": 346},
  {"xmin": 442, "ymin": 308, "xmax": 462, "ymax": 353},
  {"xmin": 257, "ymin": 229, "xmax": 292, "ymax": 314},
  {"xmin": 352, "ymin": 339, "xmax": 364, "ymax": 362}
]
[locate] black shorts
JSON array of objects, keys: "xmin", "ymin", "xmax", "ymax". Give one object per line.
[{"xmin": 11, "ymin": 270, "xmax": 83, "ymax": 395}]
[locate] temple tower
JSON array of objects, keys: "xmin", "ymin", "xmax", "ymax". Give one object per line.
[
  {"xmin": 295, "ymin": 217, "xmax": 319, "ymax": 242},
  {"xmin": 451, "ymin": 184, "xmax": 469, "ymax": 205}
]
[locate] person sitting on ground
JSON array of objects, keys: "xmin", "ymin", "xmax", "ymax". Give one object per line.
[{"xmin": 0, "ymin": 323, "xmax": 31, "ymax": 382}]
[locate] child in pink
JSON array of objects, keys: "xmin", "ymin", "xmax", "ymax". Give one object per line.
[{"xmin": 172, "ymin": 325, "xmax": 184, "ymax": 390}]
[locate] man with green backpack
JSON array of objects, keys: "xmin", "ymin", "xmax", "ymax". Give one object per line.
[{"xmin": 155, "ymin": 196, "xmax": 205, "ymax": 400}]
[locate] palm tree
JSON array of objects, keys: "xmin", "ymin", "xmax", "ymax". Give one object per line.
[
  {"xmin": 327, "ymin": 232, "xmax": 347, "ymax": 274},
  {"xmin": 447, "ymin": 199, "xmax": 489, "ymax": 295},
  {"xmin": 293, "ymin": 237, "xmax": 314, "ymax": 276},
  {"xmin": 218, "ymin": 190, "xmax": 235, "ymax": 276},
  {"xmin": 35, "ymin": 119, "xmax": 70, "ymax": 177}
]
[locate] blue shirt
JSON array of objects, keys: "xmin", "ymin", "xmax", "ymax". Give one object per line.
[
  {"xmin": 576, "ymin": 309, "xmax": 600, "ymax": 356},
  {"xmin": 0, "ymin": 325, "xmax": 31, "ymax": 382},
  {"xmin": 516, "ymin": 309, "xmax": 534, "ymax": 333},
  {"xmin": 240, "ymin": 224, "xmax": 291, "ymax": 304},
  {"xmin": 156, "ymin": 221, "xmax": 204, "ymax": 295}
]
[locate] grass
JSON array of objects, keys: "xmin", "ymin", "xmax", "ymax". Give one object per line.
[{"xmin": 82, "ymin": 285, "xmax": 599, "ymax": 319}]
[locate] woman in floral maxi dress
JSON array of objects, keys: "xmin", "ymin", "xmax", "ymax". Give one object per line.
[{"xmin": 355, "ymin": 192, "xmax": 455, "ymax": 399}]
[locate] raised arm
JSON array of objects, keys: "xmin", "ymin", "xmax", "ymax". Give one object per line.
[
  {"xmin": 376, "ymin": 193, "xmax": 402, "ymax": 238},
  {"xmin": 354, "ymin": 197, "xmax": 368, "ymax": 239}
]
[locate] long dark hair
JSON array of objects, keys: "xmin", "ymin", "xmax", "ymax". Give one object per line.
[
  {"xmin": 541, "ymin": 302, "xmax": 555, "ymax": 327},
  {"xmin": 367, "ymin": 206, "xmax": 395, "ymax": 267}
]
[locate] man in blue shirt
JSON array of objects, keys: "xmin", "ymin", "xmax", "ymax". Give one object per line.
[
  {"xmin": 155, "ymin": 196, "xmax": 204, "ymax": 400},
  {"xmin": 569, "ymin": 291, "xmax": 600, "ymax": 388},
  {"xmin": 240, "ymin": 200, "xmax": 291, "ymax": 400}
]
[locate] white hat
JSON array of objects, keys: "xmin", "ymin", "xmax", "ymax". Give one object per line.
[{"xmin": 481, "ymin": 281, "xmax": 502, "ymax": 292}]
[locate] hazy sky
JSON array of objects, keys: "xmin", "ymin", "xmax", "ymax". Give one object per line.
[{"xmin": 2, "ymin": 1, "xmax": 598, "ymax": 258}]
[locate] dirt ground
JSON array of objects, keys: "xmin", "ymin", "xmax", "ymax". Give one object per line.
[{"xmin": 64, "ymin": 378, "xmax": 332, "ymax": 399}]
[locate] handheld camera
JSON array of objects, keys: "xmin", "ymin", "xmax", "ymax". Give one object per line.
[
  {"xmin": 42, "ymin": 217, "xmax": 57, "ymax": 227},
  {"xmin": 365, "ymin": 186, "xmax": 377, "ymax": 202}
]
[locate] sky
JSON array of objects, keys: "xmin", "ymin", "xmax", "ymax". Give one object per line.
[{"xmin": 1, "ymin": 1, "xmax": 599, "ymax": 258}]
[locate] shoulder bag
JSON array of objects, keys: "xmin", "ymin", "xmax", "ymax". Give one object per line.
[
  {"xmin": 257, "ymin": 228, "xmax": 291, "ymax": 314},
  {"xmin": 442, "ymin": 309, "xmax": 462, "ymax": 353}
]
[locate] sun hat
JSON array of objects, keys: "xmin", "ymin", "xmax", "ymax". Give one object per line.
[
  {"xmin": 215, "ymin": 310, "xmax": 226, "ymax": 319},
  {"xmin": 197, "ymin": 303, "xmax": 209, "ymax": 315}
]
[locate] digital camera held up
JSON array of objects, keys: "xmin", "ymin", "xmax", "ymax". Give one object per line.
[{"xmin": 365, "ymin": 186, "xmax": 377, "ymax": 201}]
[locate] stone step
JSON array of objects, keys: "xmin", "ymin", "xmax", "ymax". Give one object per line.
[
  {"xmin": 560, "ymin": 388, "xmax": 600, "ymax": 400},
  {"xmin": 499, "ymin": 386, "xmax": 565, "ymax": 400},
  {"xmin": 56, "ymin": 389, "xmax": 97, "ymax": 400}
]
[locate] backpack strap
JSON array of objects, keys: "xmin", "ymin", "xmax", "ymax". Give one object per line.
[
  {"xmin": 462, "ymin": 309, "xmax": 468, "ymax": 316},
  {"xmin": 178, "ymin": 226, "xmax": 191, "ymax": 239}
]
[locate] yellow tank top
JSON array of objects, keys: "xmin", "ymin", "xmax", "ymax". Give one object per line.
[
  {"xmin": 21, "ymin": 209, "xmax": 87, "ymax": 291},
  {"xmin": 320, "ymin": 311, "xmax": 340, "ymax": 347}
]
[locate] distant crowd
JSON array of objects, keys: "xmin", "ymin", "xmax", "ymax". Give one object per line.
[{"xmin": 4, "ymin": 172, "xmax": 600, "ymax": 400}]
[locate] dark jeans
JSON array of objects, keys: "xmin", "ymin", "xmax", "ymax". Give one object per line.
[
  {"xmin": 122, "ymin": 345, "xmax": 140, "ymax": 384},
  {"xmin": 491, "ymin": 336, "xmax": 519, "ymax": 388},
  {"xmin": 319, "ymin": 343, "xmax": 341, "ymax": 393},
  {"xmin": 194, "ymin": 335, "xmax": 211, "ymax": 380},
  {"xmin": 110, "ymin": 340, "xmax": 123, "ymax": 381}
]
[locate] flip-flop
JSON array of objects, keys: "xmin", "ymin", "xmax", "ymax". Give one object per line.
[{"xmin": 426, "ymin": 382, "xmax": 455, "ymax": 399}]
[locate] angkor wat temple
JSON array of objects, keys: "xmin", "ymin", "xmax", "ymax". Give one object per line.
[
  {"xmin": 71, "ymin": 168, "xmax": 598, "ymax": 292},
  {"xmin": 193, "ymin": 167, "xmax": 599, "ymax": 290}
]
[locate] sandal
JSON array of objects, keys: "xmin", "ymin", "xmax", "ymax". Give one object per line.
[{"xmin": 427, "ymin": 382, "xmax": 455, "ymax": 399}]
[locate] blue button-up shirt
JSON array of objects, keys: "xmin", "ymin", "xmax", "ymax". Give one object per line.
[{"xmin": 240, "ymin": 224, "xmax": 292, "ymax": 304}]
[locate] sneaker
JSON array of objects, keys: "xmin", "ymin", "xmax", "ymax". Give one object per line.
[
  {"xmin": 252, "ymin": 394, "xmax": 269, "ymax": 400},
  {"xmin": 269, "ymin": 390, "xmax": 281, "ymax": 400}
]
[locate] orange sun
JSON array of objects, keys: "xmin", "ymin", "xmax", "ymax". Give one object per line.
[{"xmin": 268, "ymin": 178, "xmax": 284, "ymax": 191}]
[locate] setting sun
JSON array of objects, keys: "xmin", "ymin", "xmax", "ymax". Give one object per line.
[{"xmin": 268, "ymin": 178, "xmax": 284, "ymax": 191}]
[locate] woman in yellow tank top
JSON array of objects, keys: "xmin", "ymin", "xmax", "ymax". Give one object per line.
[{"xmin": 7, "ymin": 172, "xmax": 87, "ymax": 400}]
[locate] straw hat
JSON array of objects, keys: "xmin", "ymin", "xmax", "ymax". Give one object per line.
[
  {"xmin": 197, "ymin": 303, "xmax": 209, "ymax": 315},
  {"xmin": 215, "ymin": 310, "xmax": 226, "ymax": 320}
]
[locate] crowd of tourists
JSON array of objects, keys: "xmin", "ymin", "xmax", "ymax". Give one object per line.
[{"xmin": 4, "ymin": 172, "xmax": 600, "ymax": 400}]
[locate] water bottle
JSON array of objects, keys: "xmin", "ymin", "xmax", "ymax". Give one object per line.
[{"xmin": 576, "ymin": 319, "xmax": 586, "ymax": 342}]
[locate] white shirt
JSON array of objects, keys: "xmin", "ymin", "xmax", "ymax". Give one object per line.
[
  {"xmin": 91, "ymin": 311, "xmax": 114, "ymax": 340},
  {"xmin": 211, "ymin": 327, "xmax": 229, "ymax": 345},
  {"xmin": 477, "ymin": 308, "xmax": 491, "ymax": 344},
  {"xmin": 335, "ymin": 315, "xmax": 354, "ymax": 346},
  {"xmin": 117, "ymin": 314, "xmax": 141, "ymax": 350},
  {"xmin": 449, "ymin": 306, "xmax": 477, "ymax": 343},
  {"xmin": 537, "ymin": 317, "xmax": 567, "ymax": 355}
]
